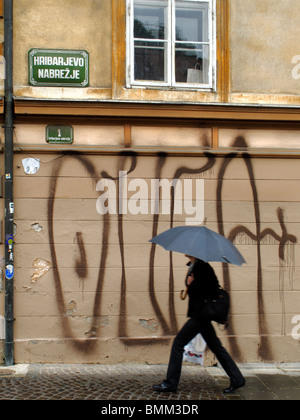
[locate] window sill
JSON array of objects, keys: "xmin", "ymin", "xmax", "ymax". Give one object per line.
[{"xmin": 127, "ymin": 84, "xmax": 215, "ymax": 93}]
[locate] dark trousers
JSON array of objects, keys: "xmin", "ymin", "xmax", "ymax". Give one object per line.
[{"xmin": 165, "ymin": 318, "xmax": 245, "ymax": 390}]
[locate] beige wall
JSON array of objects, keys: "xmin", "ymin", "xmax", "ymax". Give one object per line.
[
  {"xmin": 11, "ymin": 0, "xmax": 300, "ymax": 105},
  {"xmin": 13, "ymin": 0, "xmax": 112, "ymax": 99},
  {"xmin": 6, "ymin": 125, "xmax": 300, "ymax": 364},
  {"xmin": 1, "ymin": 1, "xmax": 300, "ymax": 365},
  {"xmin": 230, "ymin": 0, "xmax": 300, "ymax": 98},
  {"xmin": 0, "ymin": 147, "xmax": 4, "ymax": 363}
]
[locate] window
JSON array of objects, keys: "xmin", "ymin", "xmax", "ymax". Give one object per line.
[{"xmin": 127, "ymin": 0, "xmax": 216, "ymax": 90}]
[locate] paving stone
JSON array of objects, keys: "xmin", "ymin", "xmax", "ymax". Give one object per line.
[
  {"xmin": 1, "ymin": 363, "xmax": 300, "ymax": 400},
  {"xmin": 0, "ymin": 364, "xmax": 227, "ymax": 401}
]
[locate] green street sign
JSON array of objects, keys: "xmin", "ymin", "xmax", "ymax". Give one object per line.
[
  {"xmin": 46, "ymin": 125, "xmax": 74, "ymax": 144},
  {"xmin": 29, "ymin": 49, "xmax": 89, "ymax": 87}
]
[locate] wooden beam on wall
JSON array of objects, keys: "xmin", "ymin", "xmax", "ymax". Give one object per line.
[
  {"xmin": 112, "ymin": 0, "xmax": 126, "ymax": 99},
  {"xmin": 217, "ymin": 0, "xmax": 230, "ymax": 103},
  {"xmin": 124, "ymin": 124, "xmax": 131, "ymax": 148}
]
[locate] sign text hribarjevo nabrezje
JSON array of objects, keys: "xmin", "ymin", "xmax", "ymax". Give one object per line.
[{"xmin": 28, "ymin": 49, "xmax": 89, "ymax": 87}]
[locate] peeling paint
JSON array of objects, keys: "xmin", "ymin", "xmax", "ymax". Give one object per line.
[
  {"xmin": 139, "ymin": 318, "xmax": 159, "ymax": 333},
  {"xmin": 31, "ymin": 223, "xmax": 43, "ymax": 232},
  {"xmin": 65, "ymin": 300, "xmax": 77, "ymax": 317},
  {"xmin": 85, "ymin": 316, "xmax": 109, "ymax": 336},
  {"xmin": 84, "ymin": 330, "xmax": 96, "ymax": 337},
  {"xmin": 31, "ymin": 258, "xmax": 52, "ymax": 283},
  {"xmin": 85, "ymin": 315, "xmax": 109, "ymax": 328}
]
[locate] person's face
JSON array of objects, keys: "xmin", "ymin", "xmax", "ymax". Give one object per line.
[{"xmin": 185, "ymin": 254, "xmax": 196, "ymax": 263}]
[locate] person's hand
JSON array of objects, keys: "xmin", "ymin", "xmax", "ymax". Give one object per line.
[{"xmin": 187, "ymin": 274, "xmax": 194, "ymax": 286}]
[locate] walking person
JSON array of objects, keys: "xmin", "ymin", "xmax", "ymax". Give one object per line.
[{"xmin": 153, "ymin": 256, "xmax": 245, "ymax": 394}]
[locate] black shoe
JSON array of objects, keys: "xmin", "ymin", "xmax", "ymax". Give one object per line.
[
  {"xmin": 153, "ymin": 381, "xmax": 177, "ymax": 393},
  {"xmin": 223, "ymin": 380, "xmax": 246, "ymax": 394}
]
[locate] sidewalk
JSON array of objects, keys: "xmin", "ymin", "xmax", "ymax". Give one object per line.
[
  {"xmin": 0, "ymin": 363, "xmax": 300, "ymax": 400},
  {"xmin": 207, "ymin": 363, "xmax": 300, "ymax": 400}
]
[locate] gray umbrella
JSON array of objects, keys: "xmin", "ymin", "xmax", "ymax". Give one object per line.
[{"xmin": 149, "ymin": 226, "xmax": 246, "ymax": 266}]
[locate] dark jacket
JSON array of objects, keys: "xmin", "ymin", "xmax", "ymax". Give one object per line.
[{"xmin": 186, "ymin": 259, "xmax": 221, "ymax": 320}]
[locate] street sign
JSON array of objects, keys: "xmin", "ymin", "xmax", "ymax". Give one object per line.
[
  {"xmin": 46, "ymin": 125, "xmax": 74, "ymax": 144},
  {"xmin": 29, "ymin": 49, "xmax": 89, "ymax": 87}
]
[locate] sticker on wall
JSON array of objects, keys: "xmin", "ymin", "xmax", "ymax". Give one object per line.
[
  {"xmin": 22, "ymin": 158, "xmax": 40, "ymax": 175},
  {"xmin": 6, "ymin": 234, "xmax": 13, "ymax": 248},
  {"xmin": 5, "ymin": 264, "xmax": 14, "ymax": 280}
]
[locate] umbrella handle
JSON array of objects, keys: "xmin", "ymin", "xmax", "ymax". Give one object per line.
[{"xmin": 180, "ymin": 288, "xmax": 188, "ymax": 300}]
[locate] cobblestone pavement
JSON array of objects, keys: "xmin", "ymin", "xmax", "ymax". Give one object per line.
[
  {"xmin": 0, "ymin": 363, "xmax": 227, "ymax": 401},
  {"xmin": 1, "ymin": 363, "xmax": 300, "ymax": 401}
]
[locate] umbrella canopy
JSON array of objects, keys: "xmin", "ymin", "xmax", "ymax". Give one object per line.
[{"xmin": 149, "ymin": 226, "xmax": 246, "ymax": 266}]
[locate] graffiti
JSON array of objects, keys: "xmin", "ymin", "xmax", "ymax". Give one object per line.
[
  {"xmin": 48, "ymin": 154, "xmax": 102, "ymax": 352},
  {"xmin": 47, "ymin": 139, "xmax": 297, "ymax": 361},
  {"xmin": 217, "ymin": 137, "xmax": 297, "ymax": 360},
  {"xmin": 148, "ymin": 152, "xmax": 216, "ymax": 338},
  {"xmin": 74, "ymin": 232, "xmax": 88, "ymax": 280}
]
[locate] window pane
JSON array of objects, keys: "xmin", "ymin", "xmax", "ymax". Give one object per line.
[
  {"xmin": 134, "ymin": 1, "xmax": 168, "ymax": 82},
  {"xmin": 134, "ymin": 41, "xmax": 166, "ymax": 81},
  {"xmin": 134, "ymin": 2, "xmax": 168, "ymax": 40},
  {"xmin": 131, "ymin": 0, "xmax": 213, "ymax": 87},
  {"xmin": 174, "ymin": 1, "xmax": 210, "ymax": 85},
  {"xmin": 175, "ymin": 44, "xmax": 209, "ymax": 84},
  {"xmin": 175, "ymin": 3, "xmax": 209, "ymax": 43}
]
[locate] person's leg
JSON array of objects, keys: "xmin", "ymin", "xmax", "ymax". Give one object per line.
[
  {"xmin": 165, "ymin": 318, "xmax": 200, "ymax": 389},
  {"xmin": 153, "ymin": 318, "xmax": 200, "ymax": 391},
  {"xmin": 200, "ymin": 320, "xmax": 245, "ymax": 389}
]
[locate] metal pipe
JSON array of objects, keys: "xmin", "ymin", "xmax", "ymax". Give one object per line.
[{"xmin": 4, "ymin": 0, "xmax": 14, "ymax": 366}]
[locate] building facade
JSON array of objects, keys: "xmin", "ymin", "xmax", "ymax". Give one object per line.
[{"xmin": 0, "ymin": 0, "xmax": 300, "ymax": 365}]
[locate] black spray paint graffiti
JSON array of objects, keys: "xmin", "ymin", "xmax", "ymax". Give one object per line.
[
  {"xmin": 148, "ymin": 151, "xmax": 216, "ymax": 339},
  {"xmin": 216, "ymin": 137, "xmax": 297, "ymax": 360},
  {"xmin": 48, "ymin": 139, "xmax": 297, "ymax": 360}
]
